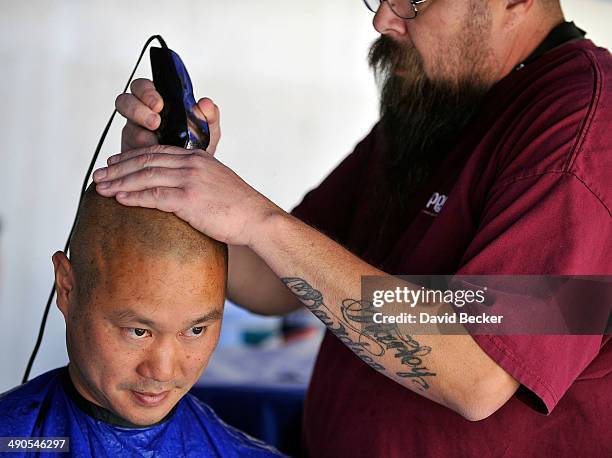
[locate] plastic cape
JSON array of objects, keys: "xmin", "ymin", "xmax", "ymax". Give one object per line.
[{"xmin": 0, "ymin": 368, "xmax": 284, "ymax": 457}]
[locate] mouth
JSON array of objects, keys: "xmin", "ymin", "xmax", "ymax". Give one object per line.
[{"xmin": 130, "ymin": 390, "xmax": 171, "ymax": 407}]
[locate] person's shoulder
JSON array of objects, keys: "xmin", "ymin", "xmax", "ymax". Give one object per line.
[
  {"xmin": 487, "ymin": 39, "xmax": 611, "ymax": 214},
  {"xmin": 501, "ymin": 39, "xmax": 609, "ymax": 119},
  {"xmin": 181, "ymin": 394, "xmax": 285, "ymax": 456},
  {"xmin": 0, "ymin": 368, "xmax": 65, "ymax": 436},
  {"xmin": 529, "ymin": 39, "xmax": 610, "ymax": 89},
  {"xmin": 557, "ymin": 40, "xmax": 612, "ymax": 215},
  {"xmin": 540, "ymin": 40, "xmax": 610, "ymax": 204},
  {"xmin": 564, "ymin": 39, "xmax": 612, "ymax": 77}
]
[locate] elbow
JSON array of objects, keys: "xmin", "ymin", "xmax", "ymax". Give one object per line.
[
  {"xmin": 457, "ymin": 402, "xmax": 499, "ymax": 422},
  {"xmin": 452, "ymin": 374, "xmax": 520, "ymax": 422}
]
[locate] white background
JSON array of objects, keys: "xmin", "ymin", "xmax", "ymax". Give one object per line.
[{"xmin": 0, "ymin": 0, "xmax": 610, "ymax": 392}]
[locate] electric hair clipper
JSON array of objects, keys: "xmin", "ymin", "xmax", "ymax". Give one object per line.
[{"xmin": 150, "ymin": 46, "xmax": 210, "ymax": 150}]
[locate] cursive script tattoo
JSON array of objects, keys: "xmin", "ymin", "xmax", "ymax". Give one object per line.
[{"xmin": 281, "ymin": 277, "xmax": 436, "ymax": 390}]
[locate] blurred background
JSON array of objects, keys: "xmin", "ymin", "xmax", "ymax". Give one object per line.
[{"xmin": 0, "ymin": 0, "xmax": 610, "ymax": 412}]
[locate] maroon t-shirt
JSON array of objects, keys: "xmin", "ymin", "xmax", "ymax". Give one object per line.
[{"xmin": 292, "ymin": 39, "xmax": 611, "ymax": 457}]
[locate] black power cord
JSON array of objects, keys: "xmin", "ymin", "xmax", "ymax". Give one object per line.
[{"xmin": 22, "ymin": 35, "xmax": 168, "ymax": 384}]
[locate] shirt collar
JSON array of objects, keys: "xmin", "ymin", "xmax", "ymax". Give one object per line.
[{"xmin": 514, "ymin": 21, "xmax": 586, "ymax": 71}]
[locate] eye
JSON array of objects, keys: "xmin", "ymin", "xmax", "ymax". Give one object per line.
[
  {"xmin": 182, "ymin": 326, "xmax": 206, "ymax": 338},
  {"xmin": 124, "ymin": 327, "xmax": 151, "ymax": 340}
]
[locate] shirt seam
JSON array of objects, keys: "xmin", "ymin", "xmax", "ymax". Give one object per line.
[
  {"xmin": 478, "ymin": 335, "xmax": 559, "ymax": 408},
  {"xmin": 564, "ymin": 48, "xmax": 602, "ymax": 171},
  {"xmin": 496, "ymin": 170, "xmax": 611, "ymax": 217},
  {"xmin": 496, "ymin": 46, "xmax": 604, "ymax": 206}
]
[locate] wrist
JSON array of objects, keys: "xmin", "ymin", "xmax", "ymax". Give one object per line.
[{"xmin": 247, "ymin": 203, "xmax": 293, "ymax": 252}]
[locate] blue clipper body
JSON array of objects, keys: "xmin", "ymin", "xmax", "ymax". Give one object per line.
[{"xmin": 150, "ymin": 46, "xmax": 210, "ymax": 150}]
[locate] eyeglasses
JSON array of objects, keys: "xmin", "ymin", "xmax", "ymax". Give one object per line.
[{"xmin": 363, "ymin": 0, "xmax": 429, "ymax": 20}]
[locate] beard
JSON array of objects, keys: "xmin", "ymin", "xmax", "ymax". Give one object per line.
[{"xmin": 368, "ymin": 25, "xmax": 494, "ymax": 210}]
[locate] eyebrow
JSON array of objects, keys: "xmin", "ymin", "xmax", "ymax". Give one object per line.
[{"xmin": 112, "ymin": 309, "xmax": 222, "ymax": 329}]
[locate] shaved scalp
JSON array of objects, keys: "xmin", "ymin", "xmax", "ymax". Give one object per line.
[{"xmin": 69, "ymin": 184, "xmax": 228, "ymax": 305}]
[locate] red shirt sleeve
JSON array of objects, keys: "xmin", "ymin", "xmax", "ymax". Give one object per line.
[
  {"xmin": 455, "ymin": 45, "xmax": 612, "ymax": 414},
  {"xmin": 457, "ymin": 167, "xmax": 611, "ymax": 415}
]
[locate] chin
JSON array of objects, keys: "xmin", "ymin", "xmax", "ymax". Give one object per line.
[{"xmin": 116, "ymin": 390, "xmax": 180, "ymax": 426}]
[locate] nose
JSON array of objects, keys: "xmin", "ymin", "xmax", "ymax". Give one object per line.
[
  {"xmin": 373, "ymin": 1, "xmax": 409, "ymax": 38},
  {"xmin": 137, "ymin": 337, "xmax": 177, "ymax": 384}
]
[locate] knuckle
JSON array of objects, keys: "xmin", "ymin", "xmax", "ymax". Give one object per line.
[
  {"xmin": 194, "ymin": 155, "xmax": 210, "ymax": 170},
  {"xmin": 141, "ymin": 89, "xmax": 158, "ymax": 107},
  {"xmin": 190, "ymin": 157, "xmax": 208, "ymax": 171},
  {"xmin": 186, "ymin": 153, "xmax": 202, "ymax": 166},
  {"xmin": 183, "ymin": 182, "xmax": 196, "ymax": 198},
  {"xmin": 144, "ymin": 167, "xmax": 157, "ymax": 179},
  {"xmin": 139, "ymin": 152, "xmax": 155, "ymax": 167},
  {"xmin": 151, "ymin": 186, "xmax": 164, "ymax": 201},
  {"xmin": 148, "ymin": 144, "xmax": 164, "ymax": 154},
  {"xmin": 181, "ymin": 167, "xmax": 196, "ymax": 180}
]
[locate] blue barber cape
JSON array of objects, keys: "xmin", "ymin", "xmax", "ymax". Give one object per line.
[{"xmin": 0, "ymin": 368, "xmax": 283, "ymax": 457}]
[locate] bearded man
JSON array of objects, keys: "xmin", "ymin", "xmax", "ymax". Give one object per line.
[{"xmin": 97, "ymin": 0, "xmax": 611, "ymax": 456}]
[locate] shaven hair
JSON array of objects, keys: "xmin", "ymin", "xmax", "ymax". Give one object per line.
[{"xmin": 68, "ymin": 183, "xmax": 228, "ymax": 305}]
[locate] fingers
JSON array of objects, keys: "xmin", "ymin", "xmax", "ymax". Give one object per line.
[
  {"xmin": 130, "ymin": 78, "xmax": 164, "ymax": 114},
  {"xmin": 115, "ymin": 187, "xmax": 186, "ymax": 213},
  {"xmin": 94, "ymin": 150, "xmax": 191, "ymax": 183},
  {"xmin": 196, "ymin": 97, "xmax": 218, "ymax": 123},
  {"xmin": 117, "ymin": 79, "xmax": 163, "ymax": 152},
  {"xmin": 196, "ymin": 97, "xmax": 221, "ymax": 155},
  {"xmin": 106, "ymin": 145, "xmax": 197, "ymax": 166},
  {"xmin": 116, "ymin": 94, "xmax": 160, "ymax": 131},
  {"xmin": 115, "ymin": 78, "xmax": 162, "ymax": 131},
  {"xmin": 95, "ymin": 167, "xmax": 188, "ymax": 197}
]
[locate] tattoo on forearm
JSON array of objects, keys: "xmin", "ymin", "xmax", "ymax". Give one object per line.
[{"xmin": 281, "ymin": 277, "xmax": 436, "ymax": 391}]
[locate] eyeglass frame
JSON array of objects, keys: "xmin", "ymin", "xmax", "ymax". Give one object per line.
[{"xmin": 363, "ymin": 0, "xmax": 429, "ymax": 20}]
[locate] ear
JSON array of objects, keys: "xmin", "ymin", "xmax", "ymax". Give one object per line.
[
  {"xmin": 496, "ymin": 0, "xmax": 534, "ymax": 31},
  {"xmin": 52, "ymin": 251, "xmax": 76, "ymax": 318},
  {"xmin": 505, "ymin": 0, "xmax": 535, "ymax": 16}
]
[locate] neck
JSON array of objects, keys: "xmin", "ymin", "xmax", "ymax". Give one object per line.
[
  {"xmin": 497, "ymin": 13, "xmax": 565, "ymax": 79},
  {"xmin": 67, "ymin": 362, "xmax": 104, "ymax": 407}
]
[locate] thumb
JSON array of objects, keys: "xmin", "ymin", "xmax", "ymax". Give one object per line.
[{"xmin": 195, "ymin": 97, "xmax": 221, "ymax": 155}]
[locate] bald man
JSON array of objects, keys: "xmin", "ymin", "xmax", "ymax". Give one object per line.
[{"xmin": 0, "ymin": 185, "xmax": 282, "ymax": 457}]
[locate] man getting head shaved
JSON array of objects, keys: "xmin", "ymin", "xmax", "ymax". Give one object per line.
[{"xmin": 0, "ymin": 184, "xmax": 281, "ymax": 457}]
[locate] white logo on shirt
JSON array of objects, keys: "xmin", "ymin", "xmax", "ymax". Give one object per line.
[{"xmin": 425, "ymin": 192, "xmax": 448, "ymax": 214}]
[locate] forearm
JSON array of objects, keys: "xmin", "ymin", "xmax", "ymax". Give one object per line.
[
  {"xmin": 249, "ymin": 212, "xmax": 518, "ymax": 420},
  {"xmin": 227, "ymin": 245, "xmax": 303, "ymax": 316}
]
